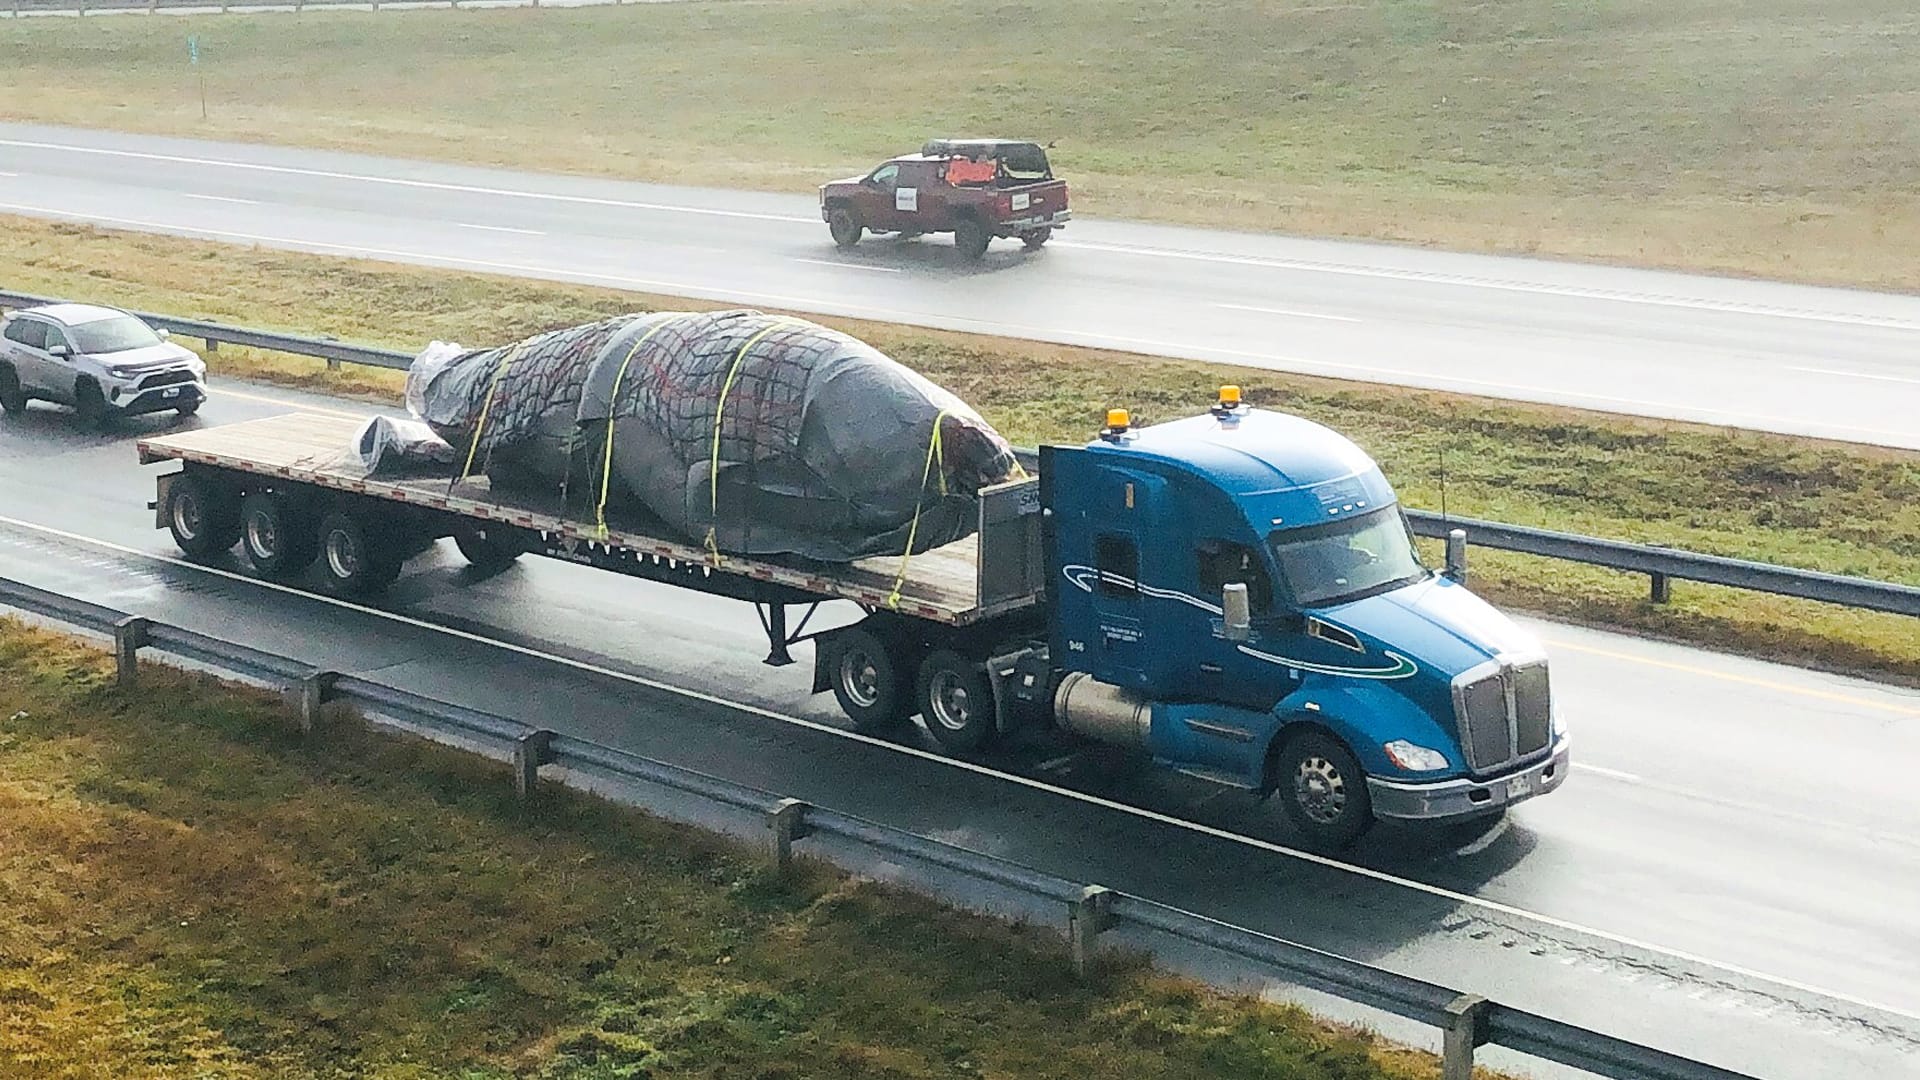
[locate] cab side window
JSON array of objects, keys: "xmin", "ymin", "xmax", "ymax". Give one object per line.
[
  {"xmin": 1196, "ymin": 539, "xmax": 1273, "ymax": 611},
  {"xmin": 868, "ymin": 164, "xmax": 899, "ymax": 189},
  {"xmin": 1094, "ymin": 534, "xmax": 1139, "ymax": 599},
  {"xmin": 3, "ymin": 319, "xmax": 46, "ymax": 350}
]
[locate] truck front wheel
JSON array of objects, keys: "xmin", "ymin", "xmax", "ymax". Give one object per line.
[
  {"xmin": 316, "ymin": 510, "xmax": 403, "ymax": 597},
  {"xmin": 954, "ymin": 219, "xmax": 991, "ymax": 260},
  {"xmin": 828, "ymin": 209, "xmax": 864, "ymax": 250},
  {"xmin": 1273, "ymin": 729, "xmax": 1374, "ymax": 850},
  {"xmin": 831, "ymin": 627, "xmax": 912, "ymax": 733},
  {"xmin": 918, "ymin": 649, "xmax": 996, "ymax": 753}
]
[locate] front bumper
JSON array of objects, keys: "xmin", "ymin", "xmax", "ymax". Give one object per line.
[
  {"xmin": 1367, "ymin": 736, "xmax": 1571, "ymax": 821},
  {"xmin": 110, "ymin": 380, "xmax": 207, "ymax": 416}
]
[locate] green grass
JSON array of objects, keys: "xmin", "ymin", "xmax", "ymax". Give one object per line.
[
  {"xmin": 6, "ymin": 1, "xmax": 1920, "ymax": 286},
  {"xmin": 4, "ymin": 215, "xmax": 1917, "ymax": 682},
  {"xmin": 0, "ymin": 619, "xmax": 1463, "ymax": 1078}
]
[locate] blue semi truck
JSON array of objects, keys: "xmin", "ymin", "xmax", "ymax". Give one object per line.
[{"xmin": 141, "ymin": 387, "xmax": 1568, "ymax": 849}]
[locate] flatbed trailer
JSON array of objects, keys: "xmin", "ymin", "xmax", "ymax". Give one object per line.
[{"xmin": 137, "ymin": 411, "xmax": 1047, "ymax": 668}]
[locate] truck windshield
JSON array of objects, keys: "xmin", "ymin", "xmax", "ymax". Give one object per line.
[
  {"xmin": 1268, "ymin": 507, "xmax": 1427, "ymax": 607},
  {"xmin": 68, "ymin": 315, "xmax": 162, "ymax": 354}
]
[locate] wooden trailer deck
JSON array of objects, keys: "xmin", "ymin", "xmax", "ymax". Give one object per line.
[{"xmin": 137, "ymin": 412, "xmax": 1037, "ymax": 626}]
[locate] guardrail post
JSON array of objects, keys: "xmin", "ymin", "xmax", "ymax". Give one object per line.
[
  {"xmin": 202, "ymin": 337, "xmax": 219, "ymax": 354},
  {"xmin": 513, "ymin": 728, "xmax": 556, "ymax": 800},
  {"xmin": 288, "ymin": 670, "xmax": 338, "ymax": 734},
  {"xmin": 112, "ymin": 617, "xmax": 150, "ymax": 690},
  {"xmin": 1444, "ymin": 528, "xmax": 1468, "ymax": 586},
  {"xmin": 1650, "ymin": 572, "xmax": 1671, "ymax": 604},
  {"xmin": 766, "ymin": 798, "xmax": 812, "ymax": 875},
  {"xmin": 1068, "ymin": 885, "xmax": 1113, "ymax": 978},
  {"xmin": 1441, "ymin": 994, "xmax": 1491, "ymax": 1080}
]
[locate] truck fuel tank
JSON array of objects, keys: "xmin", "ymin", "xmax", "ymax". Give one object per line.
[{"xmin": 1053, "ymin": 671, "xmax": 1151, "ymax": 749}]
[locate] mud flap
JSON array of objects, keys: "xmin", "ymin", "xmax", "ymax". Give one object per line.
[{"xmin": 152, "ymin": 470, "xmax": 180, "ymax": 529}]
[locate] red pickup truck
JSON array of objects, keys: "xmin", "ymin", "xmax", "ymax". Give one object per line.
[{"xmin": 819, "ymin": 140, "xmax": 1071, "ymax": 259}]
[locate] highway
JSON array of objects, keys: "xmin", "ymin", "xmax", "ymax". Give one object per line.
[
  {"xmin": 2, "ymin": 122, "xmax": 1919, "ymax": 449},
  {"xmin": 2, "ymin": 383, "xmax": 1917, "ymax": 1078}
]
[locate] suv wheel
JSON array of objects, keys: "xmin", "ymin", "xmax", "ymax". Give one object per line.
[
  {"xmin": 0, "ymin": 366, "xmax": 26, "ymax": 416},
  {"xmin": 73, "ymin": 378, "xmax": 109, "ymax": 429}
]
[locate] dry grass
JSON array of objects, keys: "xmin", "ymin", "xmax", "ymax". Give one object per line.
[
  {"xmin": 5, "ymin": 1, "xmax": 1920, "ymax": 286},
  {"xmin": 0, "ymin": 619, "xmax": 1461, "ymax": 1078},
  {"xmin": 4, "ymin": 215, "xmax": 1917, "ymax": 682}
]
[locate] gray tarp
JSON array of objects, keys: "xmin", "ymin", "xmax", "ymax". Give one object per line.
[{"xmin": 400, "ymin": 310, "xmax": 1018, "ymax": 562}]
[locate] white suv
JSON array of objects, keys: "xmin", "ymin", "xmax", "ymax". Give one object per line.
[{"xmin": 0, "ymin": 303, "xmax": 208, "ymax": 426}]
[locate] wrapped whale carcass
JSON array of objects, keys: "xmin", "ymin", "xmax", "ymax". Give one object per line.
[{"xmin": 403, "ymin": 310, "xmax": 1020, "ymax": 563}]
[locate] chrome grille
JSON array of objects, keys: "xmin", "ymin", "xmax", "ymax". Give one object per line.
[{"xmin": 1452, "ymin": 657, "xmax": 1554, "ymax": 774}]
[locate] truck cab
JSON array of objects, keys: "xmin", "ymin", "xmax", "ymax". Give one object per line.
[{"xmin": 1041, "ymin": 391, "xmax": 1570, "ymax": 847}]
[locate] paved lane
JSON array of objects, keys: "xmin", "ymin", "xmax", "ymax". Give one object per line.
[{"xmin": 2, "ymin": 123, "xmax": 1918, "ymax": 448}]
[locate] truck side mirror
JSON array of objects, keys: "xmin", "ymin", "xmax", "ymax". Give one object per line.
[
  {"xmin": 1222, "ymin": 582, "xmax": 1252, "ymax": 642},
  {"xmin": 1443, "ymin": 528, "xmax": 1469, "ymax": 585}
]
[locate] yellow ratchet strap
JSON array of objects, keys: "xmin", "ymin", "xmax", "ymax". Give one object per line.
[
  {"xmin": 593, "ymin": 319, "xmax": 676, "ymax": 538},
  {"xmin": 887, "ymin": 408, "xmax": 951, "ymax": 610},
  {"xmin": 457, "ymin": 340, "xmax": 527, "ymax": 486},
  {"xmin": 704, "ymin": 319, "xmax": 791, "ymax": 564}
]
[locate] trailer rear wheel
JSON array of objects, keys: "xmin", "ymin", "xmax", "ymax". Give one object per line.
[
  {"xmin": 918, "ymin": 649, "xmax": 996, "ymax": 752},
  {"xmin": 239, "ymin": 491, "xmax": 317, "ymax": 578},
  {"xmin": 166, "ymin": 473, "xmax": 241, "ymax": 558},
  {"xmin": 317, "ymin": 510, "xmax": 402, "ymax": 597},
  {"xmin": 455, "ymin": 523, "xmax": 524, "ymax": 572},
  {"xmin": 831, "ymin": 627, "xmax": 911, "ymax": 733}
]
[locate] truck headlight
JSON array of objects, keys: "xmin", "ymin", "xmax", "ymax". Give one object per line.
[{"xmin": 1383, "ymin": 739, "xmax": 1449, "ymax": 772}]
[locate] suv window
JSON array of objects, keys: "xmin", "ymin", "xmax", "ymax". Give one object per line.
[
  {"xmin": 1196, "ymin": 539, "xmax": 1273, "ymax": 611},
  {"xmin": 3, "ymin": 318, "xmax": 46, "ymax": 350}
]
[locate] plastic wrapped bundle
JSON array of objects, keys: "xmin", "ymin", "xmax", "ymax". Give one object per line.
[{"xmin": 406, "ymin": 310, "xmax": 1019, "ymax": 562}]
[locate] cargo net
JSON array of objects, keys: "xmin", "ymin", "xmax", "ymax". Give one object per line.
[{"xmin": 400, "ymin": 310, "xmax": 1020, "ymax": 564}]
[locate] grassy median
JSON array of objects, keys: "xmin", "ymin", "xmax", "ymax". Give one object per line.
[
  {"xmin": 4, "ymin": 216, "xmax": 1918, "ymax": 682},
  {"xmin": 5, "ymin": 1, "xmax": 1920, "ymax": 287},
  {"xmin": 0, "ymin": 619, "xmax": 1458, "ymax": 1078}
]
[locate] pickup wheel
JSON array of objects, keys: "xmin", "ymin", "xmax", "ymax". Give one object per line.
[
  {"xmin": 830, "ymin": 627, "xmax": 912, "ymax": 733},
  {"xmin": 1273, "ymin": 729, "xmax": 1374, "ymax": 851},
  {"xmin": 239, "ymin": 491, "xmax": 318, "ymax": 578},
  {"xmin": 316, "ymin": 510, "xmax": 403, "ymax": 597},
  {"xmin": 828, "ymin": 209, "xmax": 864, "ymax": 250},
  {"xmin": 455, "ymin": 522, "xmax": 525, "ymax": 573},
  {"xmin": 1020, "ymin": 227, "xmax": 1053, "ymax": 251},
  {"xmin": 954, "ymin": 219, "xmax": 992, "ymax": 260},
  {"xmin": 0, "ymin": 365, "xmax": 26, "ymax": 416},
  {"xmin": 166, "ymin": 474, "xmax": 242, "ymax": 558},
  {"xmin": 917, "ymin": 649, "xmax": 997, "ymax": 753}
]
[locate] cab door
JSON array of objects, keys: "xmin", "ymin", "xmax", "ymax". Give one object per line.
[
  {"xmin": 1045, "ymin": 447, "xmax": 1165, "ymax": 693},
  {"xmin": 854, "ymin": 163, "xmax": 901, "ymax": 230}
]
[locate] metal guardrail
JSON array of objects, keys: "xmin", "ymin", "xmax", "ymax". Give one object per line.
[
  {"xmin": 0, "ymin": 573, "xmax": 1759, "ymax": 1080},
  {"xmin": 3, "ymin": 0, "xmax": 604, "ymax": 15},
  {"xmin": 2, "ymin": 288, "xmax": 1914, "ymax": 620}
]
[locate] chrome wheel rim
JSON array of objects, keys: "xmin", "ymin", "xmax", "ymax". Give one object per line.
[
  {"xmin": 246, "ymin": 512, "xmax": 277, "ymax": 560},
  {"xmin": 171, "ymin": 491, "xmax": 202, "ymax": 541},
  {"xmin": 325, "ymin": 528, "xmax": 361, "ymax": 580},
  {"xmin": 838, "ymin": 648, "xmax": 881, "ymax": 709},
  {"xmin": 1293, "ymin": 755, "xmax": 1348, "ymax": 824},
  {"xmin": 927, "ymin": 670, "xmax": 973, "ymax": 732}
]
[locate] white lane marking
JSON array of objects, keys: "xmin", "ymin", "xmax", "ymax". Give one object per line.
[
  {"xmin": 3, "ymin": 199, "xmax": 1915, "ymax": 446},
  {"xmin": 0, "ymin": 138, "xmax": 816, "ymax": 224},
  {"xmin": 791, "ymin": 257, "xmax": 902, "ymax": 274},
  {"xmin": 184, "ymin": 193, "xmax": 259, "ymax": 205},
  {"xmin": 1573, "ymin": 762, "xmax": 1642, "ymax": 783},
  {"xmin": 1069, "ymin": 239, "xmax": 1920, "ymax": 332},
  {"xmin": 1213, "ymin": 302, "xmax": 1361, "ymax": 323},
  {"xmin": 14, "ymin": 135, "xmax": 1920, "ymax": 334},
  {"xmin": 456, "ymin": 222, "xmax": 545, "ymax": 236},
  {"xmin": 0, "ymin": 171, "xmax": 18, "ymax": 178},
  {"xmin": 1788, "ymin": 366, "xmax": 1920, "ymax": 387},
  {"xmin": 1034, "ymin": 754, "xmax": 1079, "ymax": 772},
  {"xmin": 2, "ymin": 508, "xmax": 1917, "ymax": 1026},
  {"xmin": 208, "ymin": 386, "xmax": 375, "ymax": 421}
]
